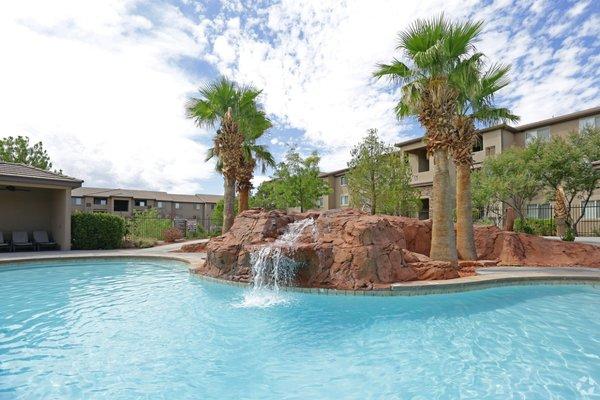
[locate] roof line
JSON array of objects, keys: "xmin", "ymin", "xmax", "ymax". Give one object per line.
[{"xmin": 395, "ymin": 105, "xmax": 600, "ymax": 148}]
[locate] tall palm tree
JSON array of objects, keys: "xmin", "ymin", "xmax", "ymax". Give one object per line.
[
  {"xmin": 374, "ymin": 16, "xmax": 483, "ymax": 264},
  {"xmin": 237, "ymin": 115, "xmax": 275, "ymax": 211},
  {"xmin": 451, "ymin": 64, "xmax": 519, "ymax": 259},
  {"xmin": 186, "ymin": 77, "xmax": 267, "ymax": 233}
]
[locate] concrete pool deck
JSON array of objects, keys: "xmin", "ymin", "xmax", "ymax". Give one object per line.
[{"xmin": 1, "ymin": 241, "xmax": 598, "ymax": 296}]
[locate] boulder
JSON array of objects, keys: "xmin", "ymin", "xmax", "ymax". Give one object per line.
[
  {"xmin": 474, "ymin": 225, "xmax": 600, "ymax": 267},
  {"xmin": 193, "ymin": 209, "xmax": 600, "ymax": 291},
  {"xmin": 199, "ymin": 209, "xmax": 458, "ymax": 290}
]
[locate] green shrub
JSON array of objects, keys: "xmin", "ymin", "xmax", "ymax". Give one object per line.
[
  {"xmin": 72, "ymin": 212, "xmax": 127, "ymax": 249},
  {"xmin": 514, "ymin": 218, "xmax": 556, "ymax": 236},
  {"xmin": 562, "ymin": 227, "xmax": 576, "ymax": 242},
  {"xmin": 128, "ymin": 209, "xmax": 172, "ymax": 240},
  {"xmin": 122, "ymin": 236, "xmax": 157, "ymax": 249}
]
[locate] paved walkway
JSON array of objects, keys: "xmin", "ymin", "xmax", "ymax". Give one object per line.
[
  {"xmin": 543, "ymin": 236, "xmax": 600, "ymax": 245},
  {"xmin": 0, "ymin": 239, "xmax": 208, "ymax": 267}
]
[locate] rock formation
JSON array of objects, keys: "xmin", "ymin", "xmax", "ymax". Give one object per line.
[{"xmin": 191, "ymin": 209, "xmax": 600, "ymax": 290}]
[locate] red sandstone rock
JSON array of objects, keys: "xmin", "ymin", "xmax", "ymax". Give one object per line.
[
  {"xmin": 201, "ymin": 209, "xmax": 459, "ymax": 290},
  {"xmin": 179, "ymin": 242, "xmax": 207, "ymax": 252},
  {"xmin": 474, "ymin": 225, "xmax": 600, "ymax": 267},
  {"xmin": 197, "ymin": 209, "xmax": 600, "ymax": 291}
]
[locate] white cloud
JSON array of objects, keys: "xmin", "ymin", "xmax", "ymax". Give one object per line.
[
  {"xmin": 202, "ymin": 0, "xmax": 599, "ymax": 171},
  {"xmin": 0, "ymin": 0, "xmax": 215, "ymax": 193},
  {"xmin": 2, "ymin": 0, "xmax": 598, "ymax": 187}
]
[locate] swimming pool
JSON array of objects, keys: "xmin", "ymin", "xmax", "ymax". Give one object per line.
[{"xmin": 1, "ymin": 258, "xmax": 598, "ymax": 399}]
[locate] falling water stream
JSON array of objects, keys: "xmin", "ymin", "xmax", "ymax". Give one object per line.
[{"xmin": 236, "ymin": 218, "xmax": 316, "ymax": 308}]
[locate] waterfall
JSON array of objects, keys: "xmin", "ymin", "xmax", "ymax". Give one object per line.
[{"xmin": 236, "ymin": 218, "xmax": 316, "ymax": 308}]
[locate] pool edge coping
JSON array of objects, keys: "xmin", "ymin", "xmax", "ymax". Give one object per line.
[{"xmin": 1, "ymin": 254, "xmax": 598, "ymax": 296}]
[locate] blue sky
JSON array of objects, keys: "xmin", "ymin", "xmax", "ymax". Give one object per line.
[{"xmin": 1, "ymin": 0, "xmax": 598, "ymax": 195}]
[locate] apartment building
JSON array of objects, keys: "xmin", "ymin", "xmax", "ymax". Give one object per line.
[
  {"xmin": 396, "ymin": 106, "xmax": 600, "ymax": 218},
  {"xmin": 71, "ymin": 187, "xmax": 222, "ymax": 230},
  {"xmin": 317, "ymin": 168, "xmax": 351, "ymax": 210},
  {"xmin": 313, "ymin": 106, "xmax": 600, "ymax": 220}
]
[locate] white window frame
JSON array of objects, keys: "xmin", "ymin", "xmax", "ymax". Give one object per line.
[
  {"xmin": 157, "ymin": 201, "xmax": 163, "ymax": 208},
  {"xmin": 195, "ymin": 203, "xmax": 201, "ymax": 210},
  {"xmin": 94, "ymin": 198, "xmax": 107, "ymax": 206},
  {"xmin": 73, "ymin": 197, "xmax": 83, "ymax": 206},
  {"xmin": 582, "ymin": 200, "xmax": 600, "ymax": 220},
  {"xmin": 340, "ymin": 175, "xmax": 347, "ymax": 186},
  {"xmin": 525, "ymin": 127, "xmax": 550, "ymax": 145},
  {"xmin": 340, "ymin": 195, "xmax": 349, "ymax": 206},
  {"xmin": 175, "ymin": 203, "xmax": 181, "ymax": 209},
  {"xmin": 135, "ymin": 199, "xmax": 146, "ymax": 207},
  {"xmin": 316, "ymin": 197, "xmax": 324, "ymax": 208},
  {"xmin": 526, "ymin": 203, "xmax": 551, "ymax": 219},
  {"xmin": 579, "ymin": 115, "xmax": 600, "ymax": 130}
]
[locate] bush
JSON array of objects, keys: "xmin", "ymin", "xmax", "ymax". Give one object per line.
[
  {"xmin": 562, "ymin": 227, "xmax": 576, "ymax": 242},
  {"xmin": 122, "ymin": 236, "xmax": 157, "ymax": 249},
  {"xmin": 72, "ymin": 212, "xmax": 127, "ymax": 249},
  {"xmin": 514, "ymin": 218, "xmax": 556, "ymax": 236},
  {"xmin": 128, "ymin": 209, "xmax": 172, "ymax": 240},
  {"xmin": 163, "ymin": 227, "xmax": 183, "ymax": 242}
]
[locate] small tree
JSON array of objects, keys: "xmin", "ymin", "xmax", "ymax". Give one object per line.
[
  {"xmin": 346, "ymin": 129, "xmax": 419, "ymax": 215},
  {"xmin": 0, "ymin": 136, "xmax": 56, "ymax": 171},
  {"xmin": 271, "ymin": 148, "xmax": 331, "ymax": 212},
  {"xmin": 474, "ymin": 147, "xmax": 544, "ymax": 221},
  {"xmin": 529, "ymin": 126, "xmax": 600, "ymax": 234},
  {"xmin": 250, "ymin": 180, "xmax": 288, "ymax": 210},
  {"xmin": 380, "ymin": 152, "xmax": 421, "ymax": 216},
  {"xmin": 211, "ymin": 199, "xmax": 238, "ymax": 232}
]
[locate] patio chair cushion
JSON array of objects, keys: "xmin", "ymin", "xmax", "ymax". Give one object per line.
[
  {"xmin": 33, "ymin": 231, "xmax": 54, "ymax": 244},
  {"xmin": 12, "ymin": 231, "xmax": 31, "ymax": 245}
]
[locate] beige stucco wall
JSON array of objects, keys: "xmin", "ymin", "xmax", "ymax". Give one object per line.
[{"xmin": 0, "ymin": 184, "xmax": 71, "ymax": 250}]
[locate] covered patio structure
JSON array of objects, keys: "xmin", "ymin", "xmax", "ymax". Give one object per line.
[{"xmin": 0, "ymin": 162, "xmax": 82, "ymax": 250}]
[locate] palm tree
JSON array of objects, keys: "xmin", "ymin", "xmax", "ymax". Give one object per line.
[
  {"xmin": 187, "ymin": 77, "xmax": 267, "ymax": 233},
  {"xmin": 450, "ymin": 64, "xmax": 519, "ymax": 259},
  {"xmin": 237, "ymin": 119, "xmax": 275, "ymax": 211},
  {"xmin": 374, "ymin": 15, "xmax": 483, "ymax": 265}
]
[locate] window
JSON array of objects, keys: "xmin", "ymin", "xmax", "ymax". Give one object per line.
[
  {"xmin": 415, "ymin": 149, "xmax": 429, "ymax": 172},
  {"xmin": 525, "ymin": 127, "xmax": 550, "ymax": 144},
  {"xmin": 175, "ymin": 203, "xmax": 180, "ymax": 209},
  {"xmin": 472, "ymin": 134, "xmax": 483, "ymax": 152},
  {"xmin": 340, "ymin": 176, "xmax": 347, "ymax": 186},
  {"xmin": 114, "ymin": 199, "xmax": 129, "ymax": 212},
  {"xmin": 582, "ymin": 200, "xmax": 600, "ymax": 219},
  {"xmin": 195, "ymin": 203, "xmax": 201, "ymax": 210},
  {"xmin": 72, "ymin": 197, "xmax": 83, "ymax": 206},
  {"xmin": 340, "ymin": 195, "xmax": 349, "ymax": 206},
  {"xmin": 485, "ymin": 146, "xmax": 496, "ymax": 157},
  {"xmin": 579, "ymin": 116, "xmax": 600, "ymax": 131},
  {"xmin": 93, "ymin": 197, "xmax": 107, "ymax": 206},
  {"xmin": 526, "ymin": 203, "xmax": 551, "ymax": 219},
  {"xmin": 134, "ymin": 199, "xmax": 147, "ymax": 207},
  {"xmin": 157, "ymin": 201, "xmax": 163, "ymax": 208},
  {"xmin": 316, "ymin": 197, "xmax": 324, "ymax": 208}
]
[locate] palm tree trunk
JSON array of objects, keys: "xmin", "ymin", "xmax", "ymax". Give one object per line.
[
  {"xmin": 223, "ymin": 175, "xmax": 236, "ymax": 233},
  {"xmin": 238, "ymin": 187, "xmax": 250, "ymax": 212},
  {"xmin": 456, "ymin": 163, "xmax": 477, "ymax": 260},
  {"xmin": 430, "ymin": 149, "xmax": 458, "ymax": 265}
]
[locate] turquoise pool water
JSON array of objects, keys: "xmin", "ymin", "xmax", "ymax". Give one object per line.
[{"xmin": 1, "ymin": 259, "xmax": 599, "ymax": 399}]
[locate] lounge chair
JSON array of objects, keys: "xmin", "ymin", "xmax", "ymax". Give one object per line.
[
  {"xmin": 0, "ymin": 232, "xmax": 9, "ymax": 251},
  {"xmin": 33, "ymin": 231, "xmax": 58, "ymax": 251},
  {"xmin": 11, "ymin": 231, "xmax": 34, "ymax": 251}
]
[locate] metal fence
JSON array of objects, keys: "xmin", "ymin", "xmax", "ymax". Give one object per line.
[
  {"xmin": 126, "ymin": 217, "xmax": 220, "ymax": 240},
  {"xmin": 420, "ymin": 203, "xmax": 600, "ymax": 236},
  {"xmin": 473, "ymin": 203, "xmax": 600, "ymax": 236}
]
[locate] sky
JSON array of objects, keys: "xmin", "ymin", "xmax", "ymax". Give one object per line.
[{"xmin": 1, "ymin": 0, "xmax": 598, "ymax": 195}]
